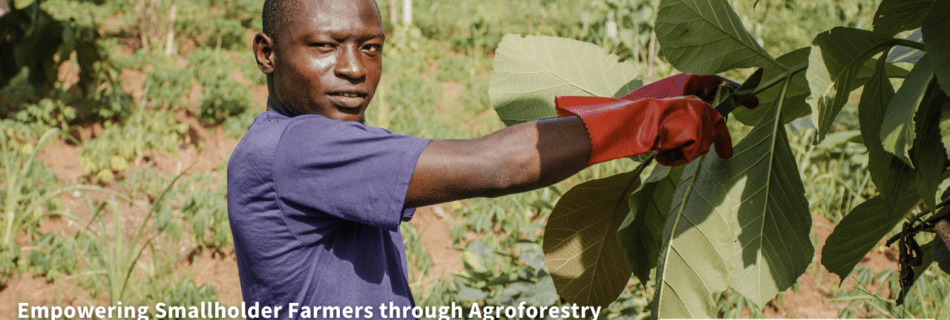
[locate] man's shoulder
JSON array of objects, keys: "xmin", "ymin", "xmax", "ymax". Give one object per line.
[
  {"xmin": 228, "ymin": 111, "xmax": 294, "ymax": 172},
  {"xmin": 228, "ymin": 112, "xmax": 342, "ymax": 165}
]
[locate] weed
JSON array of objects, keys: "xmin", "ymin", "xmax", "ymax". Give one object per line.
[
  {"xmin": 75, "ymin": 168, "xmax": 189, "ymax": 304},
  {"xmin": 0, "ymin": 126, "xmax": 128, "ymax": 285},
  {"xmin": 78, "ymin": 102, "xmax": 187, "ymax": 180}
]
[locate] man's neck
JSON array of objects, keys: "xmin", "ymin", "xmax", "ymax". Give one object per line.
[
  {"xmin": 266, "ymin": 96, "xmax": 297, "ymax": 117},
  {"xmin": 266, "ymin": 97, "xmax": 366, "ymax": 124}
]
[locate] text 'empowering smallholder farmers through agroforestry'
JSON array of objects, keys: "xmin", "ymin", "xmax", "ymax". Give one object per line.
[{"xmin": 17, "ymin": 301, "xmax": 605, "ymax": 320}]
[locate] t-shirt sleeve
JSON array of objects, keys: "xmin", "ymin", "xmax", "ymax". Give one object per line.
[{"xmin": 273, "ymin": 116, "xmax": 431, "ymax": 230}]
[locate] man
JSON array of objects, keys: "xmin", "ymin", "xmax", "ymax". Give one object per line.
[{"xmin": 227, "ymin": 0, "xmax": 755, "ymax": 319}]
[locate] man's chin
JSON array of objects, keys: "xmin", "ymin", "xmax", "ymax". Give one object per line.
[{"xmin": 327, "ymin": 106, "xmax": 367, "ymax": 122}]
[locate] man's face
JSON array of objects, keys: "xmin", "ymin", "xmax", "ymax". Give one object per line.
[{"xmin": 267, "ymin": 0, "xmax": 384, "ymax": 121}]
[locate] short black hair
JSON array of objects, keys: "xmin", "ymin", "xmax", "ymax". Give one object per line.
[
  {"xmin": 261, "ymin": 0, "xmax": 381, "ymax": 41},
  {"xmin": 262, "ymin": 0, "xmax": 303, "ymax": 41}
]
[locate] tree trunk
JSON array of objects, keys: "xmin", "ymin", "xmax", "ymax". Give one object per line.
[
  {"xmin": 388, "ymin": 0, "xmax": 397, "ymax": 26},
  {"xmin": 137, "ymin": 0, "xmax": 150, "ymax": 49},
  {"xmin": 164, "ymin": 0, "xmax": 177, "ymax": 55},
  {"xmin": 401, "ymin": 0, "xmax": 412, "ymax": 26}
]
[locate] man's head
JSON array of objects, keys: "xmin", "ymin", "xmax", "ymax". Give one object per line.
[{"xmin": 254, "ymin": 0, "xmax": 384, "ymax": 121}]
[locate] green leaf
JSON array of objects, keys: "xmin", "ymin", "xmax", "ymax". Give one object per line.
[
  {"xmin": 543, "ymin": 171, "xmax": 638, "ymax": 308},
  {"xmin": 914, "ymin": 241, "xmax": 935, "ymax": 283},
  {"xmin": 913, "ymin": 82, "xmax": 947, "ymax": 211},
  {"xmin": 734, "ymin": 50, "xmax": 909, "ymax": 127},
  {"xmin": 654, "ymin": 0, "xmax": 784, "ymax": 74},
  {"xmin": 941, "ymin": 100, "xmax": 950, "ymax": 159},
  {"xmin": 872, "ymin": 0, "xmax": 935, "ymax": 37},
  {"xmin": 14, "ymin": 0, "xmax": 38, "ymax": 10},
  {"xmin": 727, "ymin": 81, "xmax": 813, "ymax": 308},
  {"xmin": 733, "ymin": 48, "xmax": 812, "ymax": 126},
  {"xmin": 617, "ymin": 165, "xmax": 685, "ymax": 285},
  {"xmin": 935, "ymin": 238, "xmax": 950, "ymax": 274},
  {"xmin": 859, "ymin": 48, "xmax": 917, "ymax": 211},
  {"xmin": 489, "ymin": 34, "xmax": 641, "ymax": 126},
  {"xmin": 881, "ymin": 54, "xmax": 936, "ymax": 167},
  {"xmin": 821, "ymin": 187, "xmax": 920, "ymax": 280},
  {"xmin": 922, "ymin": 0, "xmax": 950, "ymax": 96},
  {"xmin": 651, "ymin": 86, "xmax": 741, "ymax": 319},
  {"xmin": 807, "ymin": 27, "xmax": 895, "ymax": 143},
  {"xmin": 652, "ymin": 154, "xmax": 735, "ymax": 319},
  {"xmin": 653, "ymin": 80, "xmax": 814, "ymax": 317}
]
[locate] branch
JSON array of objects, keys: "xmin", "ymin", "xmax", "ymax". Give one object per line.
[
  {"xmin": 749, "ymin": 62, "xmax": 809, "ymax": 98},
  {"xmin": 936, "ymin": 220, "xmax": 950, "ymax": 252}
]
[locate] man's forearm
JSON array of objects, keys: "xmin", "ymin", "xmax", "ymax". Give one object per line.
[{"xmin": 404, "ymin": 116, "xmax": 591, "ymax": 208}]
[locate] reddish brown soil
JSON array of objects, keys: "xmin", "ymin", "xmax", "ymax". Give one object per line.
[
  {"xmin": 411, "ymin": 206, "xmax": 464, "ymax": 283},
  {"xmin": 763, "ymin": 214, "xmax": 899, "ymax": 318}
]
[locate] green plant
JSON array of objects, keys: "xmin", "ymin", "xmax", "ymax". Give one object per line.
[
  {"xmin": 142, "ymin": 55, "xmax": 193, "ymax": 110},
  {"xmin": 75, "ymin": 169, "xmax": 188, "ymax": 304},
  {"xmin": 177, "ymin": 178, "xmax": 231, "ymax": 251},
  {"xmin": 0, "ymin": 125, "xmax": 128, "ymax": 284},
  {"xmin": 26, "ymin": 232, "xmax": 78, "ymax": 282},
  {"xmin": 174, "ymin": 1, "xmax": 247, "ymax": 50},
  {"xmin": 77, "ymin": 101, "xmax": 187, "ymax": 180},
  {"xmin": 189, "ymin": 47, "xmax": 251, "ymax": 123},
  {"xmin": 488, "ymin": 0, "xmax": 950, "ymax": 317},
  {"xmin": 11, "ymin": 98, "xmax": 77, "ymax": 133}
]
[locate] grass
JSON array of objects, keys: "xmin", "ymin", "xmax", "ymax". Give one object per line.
[{"xmin": 1, "ymin": 0, "xmax": 947, "ymax": 318}]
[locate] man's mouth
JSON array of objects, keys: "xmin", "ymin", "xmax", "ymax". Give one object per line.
[{"xmin": 327, "ymin": 91, "xmax": 368, "ymax": 109}]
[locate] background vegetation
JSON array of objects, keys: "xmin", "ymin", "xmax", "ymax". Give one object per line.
[{"xmin": 1, "ymin": 0, "xmax": 947, "ymax": 318}]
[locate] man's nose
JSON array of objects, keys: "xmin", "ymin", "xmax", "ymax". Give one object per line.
[{"xmin": 334, "ymin": 45, "xmax": 367, "ymax": 81}]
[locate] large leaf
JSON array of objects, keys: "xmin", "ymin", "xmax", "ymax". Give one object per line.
[
  {"xmin": 543, "ymin": 171, "xmax": 638, "ymax": 308},
  {"xmin": 913, "ymin": 82, "xmax": 947, "ymax": 211},
  {"xmin": 807, "ymin": 27, "xmax": 895, "ymax": 143},
  {"xmin": 617, "ymin": 165, "xmax": 685, "ymax": 285},
  {"xmin": 728, "ymin": 80, "xmax": 813, "ymax": 308},
  {"xmin": 881, "ymin": 54, "xmax": 935, "ymax": 167},
  {"xmin": 489, "ymin": 34, "xmax": 641, "ymax": 126},
  {"xmin": 872, "ymin": 0, "xmax": 935, "ymax": 37},
  {"xmin": 822, "ymin": 187, "xmax": 920, "ymax": 280},
  {"xmin": 654, "ymin": 0, "xmax": 784, "ymax": 74},
  {"xmin": 923, "ymin": 0, "xmax": 950, "ymax": 96},
  {"xmin": 859, "ymin": 50, "xmax": 917, "ymax": 209},
  {"xmin": 733, "ymin": 48, "xmax": 811, "ymax": 126},
  {"xmin": 652, "ymin": 153, "xmax": 735, "ymax": 319},
  {"xmin": 652, "ymin": 80, "xmax": 814, "ymax": 318}
]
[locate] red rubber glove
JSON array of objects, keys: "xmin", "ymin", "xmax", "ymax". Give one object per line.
[
  {"xmin": 555, "ymin": 95, "xmax": 732, "ymax": 166},
  {"xmin": 621, "ymin": 73, "xmax": 759, "ymax": 109}
]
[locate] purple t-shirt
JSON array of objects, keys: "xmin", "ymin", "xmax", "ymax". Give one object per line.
[{"xmin": 227, "ymin": 110, "xmax": 431, "ymax": 320}]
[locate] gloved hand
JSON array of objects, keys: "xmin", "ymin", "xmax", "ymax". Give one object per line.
[
  {"xmin": 555, "ymin": 95, "xmax": 731, "ymax": 166},
  {"xmin": 620, "ymin": 73, "xmax": 759, "ymax": 109}
]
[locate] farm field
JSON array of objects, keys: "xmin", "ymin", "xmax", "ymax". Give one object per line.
[{"xmin": 2, "ymin": 0, "xmax": 950, "ymax": 319}]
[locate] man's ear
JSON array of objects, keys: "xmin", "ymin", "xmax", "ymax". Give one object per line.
[{"xmin": 254, "ymin": 32, "xmax": 276, "ymax": 74}]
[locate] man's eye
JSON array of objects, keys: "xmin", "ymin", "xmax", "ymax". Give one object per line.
[
  {"xmin": 364, "ymin": 45, "xmax": 382, "ymax": 53},
  {"xmin": 310, "ymin": 43, "xmax": 333, "ymax": 50}
]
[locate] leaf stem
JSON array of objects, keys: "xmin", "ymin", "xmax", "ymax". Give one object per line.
[
  {"xmin": 892, "ymin": 39, "xmax": 926, "ymax": 52},
  {"xmin": 749, "ymin": 62, "xmax": 809, "ymax": 98}
]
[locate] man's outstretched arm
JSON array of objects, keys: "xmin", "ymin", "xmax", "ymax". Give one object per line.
[
  {"xmin": 405, "ymin": 115, "xmax": 591, "ymax": 208},
  {"xmin": 404, "ymin": 73, "xmax": 758, "ymax": 208}
]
